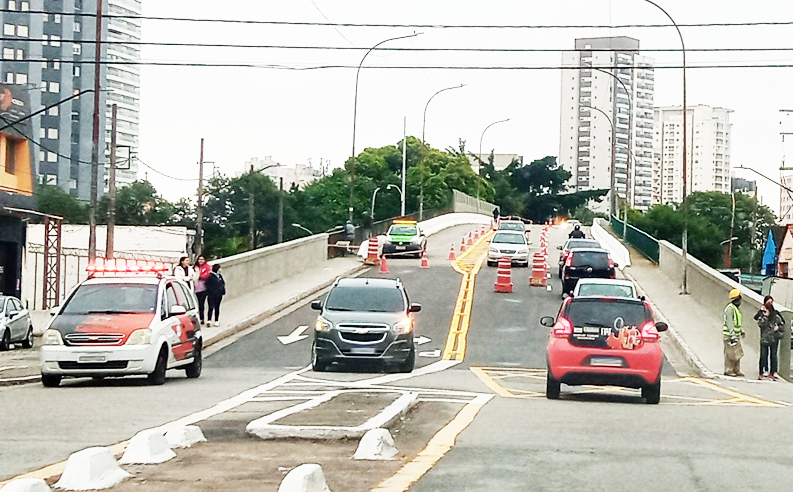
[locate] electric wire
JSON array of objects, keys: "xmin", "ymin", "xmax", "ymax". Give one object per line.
[{"xmin": 3, "ymin": 9, "xmax": 793, "ymax": 29}]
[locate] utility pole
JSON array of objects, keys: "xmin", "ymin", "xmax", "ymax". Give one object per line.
[
  {"xmin": 248, "ymin": 163, "xmax": 255, "ymax": 250},
  {"xmin": 278, "ymin": 177, "xmax": 284, "ymax": 243},
  {"xmin": 401, "ymin": 116, "xmax": 406, "ymax": 216},
  {"xmin": 87, "ymin": 0, "xmax": 104, "ymax": 264},
  {"xmin": 196, "ymin": 138, "xmax": 204, "ymax": 256},
  {"xmin": 105, "ymin": 104, "xmax": 117, "ymax": 260}
]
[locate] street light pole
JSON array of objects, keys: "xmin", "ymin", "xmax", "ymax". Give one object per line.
[
  {"xmin": 371, "ymin": 187, "xmax": 381, "ymax": 220},
  {"xmin": 350, "ymin": 33, "xmax": 420, "ymax": 223},
  {"xmin": 420, "ymin": 83, "xmax": 465, "ymax": 220},
  {"xmin": 644, "ymin": 0, "xmax": 688, "ymax": 294},
  {"xmin": 477, "ymin": 118, "xmax": 509, "ymax": 213}
]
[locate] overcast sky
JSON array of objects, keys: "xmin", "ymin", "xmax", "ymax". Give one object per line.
[{"xmin": 137, "ymin": 0, "xmax": 793, "ymax": 214}]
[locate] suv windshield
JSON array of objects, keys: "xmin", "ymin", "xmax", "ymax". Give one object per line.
[
  {"xmin": 492, "ymin": 233, "xmax": 526, "ymax": 245},
  {"xmin": 325, "ymin": 286, "xmax": 406, "ymax": 313},
  {"xmin": 61, "ymin": 284, "xmax": 158, "ymax": 315},
  {"xmin": 566, "ymin": 299, "xmax": 649, "ymax": 327},
  {"xmin": 571, "ymin": 251, "xmax": 609, "ymax": 268},
  {"xmin": 390, "ymin": 225, "xmax": 417, "ymax": 236}
]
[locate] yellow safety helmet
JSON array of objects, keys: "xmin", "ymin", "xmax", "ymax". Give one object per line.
[{"xmin": 729, "ymin": 288, "xmax": 741, "ymax": 299}]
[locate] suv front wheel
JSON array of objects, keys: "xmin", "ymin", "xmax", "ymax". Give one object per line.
[
  {"xmin": 395, "ymin": 348, "xmax": 415, "ymax": 373},
  {"xmin": 311, "ymin": 342, "xmax": 328, "ymax": 372}
]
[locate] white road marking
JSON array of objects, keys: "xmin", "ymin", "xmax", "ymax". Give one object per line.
[
  {"xmin": 418, "ymin": 349, "xmax": 441, "ymax": 358},
  {"xmin": 277, "ymin": 325, "xmax": 309, "ymax": 345},
  {"xmin": 414, "ymin": 336, "xmax": 432, "ymax": 345}
]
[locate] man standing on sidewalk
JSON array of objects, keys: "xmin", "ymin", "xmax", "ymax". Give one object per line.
[{"xmin": 723, "ymin": 289, "xmax": 745, "ymax": 377}]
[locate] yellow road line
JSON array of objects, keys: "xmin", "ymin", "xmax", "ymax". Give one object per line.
[
  {"xmin": 682, "ymin": 377, "xmax": 784, "ymax": 408},
  {"xmin": 469, "ymin": 366, "xmax": 515, "ymax": 397},
  {"xmin": 371, "ymin": 394, "xmax": 493, "ymax": 492},
  {"xmin": 442, "ymin": 231, "xmax": 492, "ymax": 361}
]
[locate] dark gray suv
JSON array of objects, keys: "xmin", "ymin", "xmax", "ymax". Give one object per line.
[{"xmin": 310, "ymin": 277, "xmax": 421, "ymax": 372}]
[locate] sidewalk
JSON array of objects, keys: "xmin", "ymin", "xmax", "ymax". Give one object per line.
[
  {"xmin": 0, "ymin": 257, "xmax": 366, "ymax": 385},
  {"xmin": 623, "ymin": 245, "xmax": 761, "ymax": 380}
]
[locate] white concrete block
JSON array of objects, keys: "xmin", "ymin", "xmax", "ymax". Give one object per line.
[
  {"xmin": 54, "ymin": 447, "xmax": 131, "ymax": 491},
  {"xmin": 353, "ymin": 428, "xmax": 398, "ymax": 460},
  {"xmin": 164, "ymin": 425, "xmax": 207, "ymax": 449},
  {"xmin": 1, "ymin": 478, "xmax": 52, "ymax": 492},
  {"xmin": 119, "ymin": 429, "xmax": 176, "ymax": 465},
  {"xmin": 277, "ymin": 464, "xmax": 331, "ymax": 492}
]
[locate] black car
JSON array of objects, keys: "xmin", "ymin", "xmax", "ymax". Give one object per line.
[
  {"xmin": 561, "ymin": 248, "xmax": 617, "ymax": 294},
  {"xmin": 310, "ymin": 277, "xmax": 421, "ymax": 372},
  {"xmin": 557, "ymin": 238, "xmax": 601, "ymax": 277}
]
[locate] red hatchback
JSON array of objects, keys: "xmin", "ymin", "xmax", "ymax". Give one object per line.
[{"xmin": 540, "ymin": 296, "xmax": 668, "ymax": 404}]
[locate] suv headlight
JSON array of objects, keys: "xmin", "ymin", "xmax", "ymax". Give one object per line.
[
  {"xmin": 126, "ymin": 328, "xmax": 152, "ymax": 345},
  {"xmin": 43, "ymin": 329, "xmax": 64, "ymax": 346},
  {"xmin": 314, "ymin": 316, "xmax": 332, "ymax": 332},
  {"xmin": 393, "ymin": 317, "xmax": 413, "ymax": 334}
]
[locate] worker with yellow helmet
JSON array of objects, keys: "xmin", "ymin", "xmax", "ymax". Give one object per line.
[{"xmin": 723, "ymin": 288, "xmax": 745, "ymax": 377}]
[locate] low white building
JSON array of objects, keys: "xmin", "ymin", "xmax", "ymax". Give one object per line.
[{"xmin": 241, "ymin": 156, "xmax": 321, "ymax": 190}]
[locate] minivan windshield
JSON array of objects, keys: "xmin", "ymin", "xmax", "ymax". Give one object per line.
[
  {"xmin": 61, "ymin": 284, "xmax": 158, "ymax": 314},
  {"xmin": 325, "ymin": 286, "xmax": 405, "ymax": 313}
]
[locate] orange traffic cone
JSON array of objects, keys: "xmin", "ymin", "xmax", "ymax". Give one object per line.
[
  {"xmin": 494, "ymin": 257, "xmax": 513, "ymax": 293},
  {"xmin": 473, "ymin": 228, "xmax": 480, "ymax": 240},
  {"xmin": 420, "ymin": 251, "xmax": 430, "ymax": 269},
  {"xmin": 466, "ymin": 232, "xmax": 473, "ymax": 246},
  {"xmin": 460, "ymin": 237, "xmax": 467, "ymax": 253},
  {"xmin": 379, "ymin": 254, "xmax": 389, "ymax": 274},
  {"xmin": 448, "ymin": 244, "xmax": 456, "ymax": 261}
]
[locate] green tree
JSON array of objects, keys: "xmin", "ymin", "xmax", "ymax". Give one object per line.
[
  {"xmin": 35, "ymin": 184, "xmax": 88, "ymax": 223},
  {"xmin": 98, "ymin": 180, "xmax": 175, "ymax": 226}
]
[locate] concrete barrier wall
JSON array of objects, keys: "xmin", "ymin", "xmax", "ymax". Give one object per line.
[
  {"xmin": 658, "ymin": 240, "xmax": 763, "ymax": 354},
  {"xmin": 213, "ymin": 234, "xmax": 328, "ymax": 300},
  {"xmin": 452, "ymin": 189, "xmax": 496, "ymax": 215}
]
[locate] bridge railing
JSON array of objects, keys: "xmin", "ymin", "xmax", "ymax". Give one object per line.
[{"xmin": 610, "ymin": 215, "xmax": 660, "ymax": 263}]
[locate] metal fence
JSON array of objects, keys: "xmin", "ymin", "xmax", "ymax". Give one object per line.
[{"xmin": 610, "ymin": 215, "xmax": 660, "ymax": 263}]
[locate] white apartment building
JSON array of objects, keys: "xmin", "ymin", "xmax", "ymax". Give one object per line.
[
  {"xmin": 652, "ymin": 105, "xmax": 732, "ymax": 205},
  {"xmin": 559, "ymin": 37, "xmax": 655, "ymax": 213},
  {"xmin": 105, "ymin": 0, "xmax": 141, "ymax": 188},
  {"xmin": 242, "ymin": 156, "xmax": 320, "ymax": 190}
]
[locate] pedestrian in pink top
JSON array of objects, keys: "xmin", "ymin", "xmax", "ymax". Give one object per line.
[{"xmin": 194, "ymin": 255, "xmax": 212, "ymax": 325}]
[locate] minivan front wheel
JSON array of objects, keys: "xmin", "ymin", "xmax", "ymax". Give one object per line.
[
  {"xmin": 396, "ymin": 348, "xmax": 415, "ymax": 373},
  {"xmin": 148, "ymin": 347, "xmax": 168, "ymax": 385},
  {"xmin": 311, "ymin": 342, "xmax": 328, "ymax": 372}
]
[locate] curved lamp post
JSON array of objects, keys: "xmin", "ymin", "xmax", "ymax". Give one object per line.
[
  {"xmin": 420, "ymin": 83, "xmax": 466, "ymax": 220},
  {"xmin": 476, "ymin": 118, "xmax": 510, "ymax": 212},
  {"xmin": 350, "ymin": 33, "xmax": 421, "ymax": 223},
  {"xmin": 291, "ymin": 223, "xmax": 313, "ymax": 237},
  {"xmin": 643, "ymin": 0, "xmax": 688, "ymax": 293}
]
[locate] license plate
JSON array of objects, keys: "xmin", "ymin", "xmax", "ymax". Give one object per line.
[
  {"xmin": 78, "ymin": 355, "xmax": 107, "ymax": 363},
  {"xmin": 349, "ymin": 347, "xmax": 376, "ymax": 355},
  {"xmin": 395, "ymin": 246, "xmax": 406, "ymax": 250},
  {"xmin": 590, "ymin": 357, "xmax": 623, "ymax": 367}
]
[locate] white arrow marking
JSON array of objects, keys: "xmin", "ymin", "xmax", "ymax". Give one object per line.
[
  {"xmin": 419, "ymin": 349, "xmax": 441, "ymax": 358},
  {"xmin": 414, "ymin": 336, "xmax": 432, "ymax": 345},
  {"xmin": 278, "ymin": 325, "xmax": 309, "ymax": 345}
]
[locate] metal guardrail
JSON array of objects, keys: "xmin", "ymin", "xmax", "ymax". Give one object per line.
[{"xmin": 610, "ymin": 215, "xmax": 660, "ymax": 263}]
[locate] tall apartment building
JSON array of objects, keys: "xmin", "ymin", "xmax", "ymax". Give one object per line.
[
  {"xmin": 652, "ymin": 105, "xmax": 732, "ymax": 205},
  {"xmin": 104, "ymin": 0, "xmax": 140, "ymax": 188},
  {"xmin": 0, "ymin": 0, "xmax": 140, "ymax": 201},
  {"xmin": 559, "ymin": 37, "xmax": 656, "ymax": 213}
]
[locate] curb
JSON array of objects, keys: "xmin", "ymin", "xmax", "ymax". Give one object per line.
[{"xmin": 203, "ymin": 263, "xmax": 369, "ymax": 349}]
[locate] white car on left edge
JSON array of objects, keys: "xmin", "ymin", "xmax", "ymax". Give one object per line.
[{"xmin": 487, "ymin": 230, "xmax": 530, "ymax": 267}]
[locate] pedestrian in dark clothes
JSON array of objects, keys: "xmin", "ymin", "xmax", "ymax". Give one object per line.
[
  {"xmin": 206, "ymin": 264, "xmax": 226, "ymax": 327},
  {"xmin": 754, "ymin": 295, "xmax": 784, "ymax": 380}
]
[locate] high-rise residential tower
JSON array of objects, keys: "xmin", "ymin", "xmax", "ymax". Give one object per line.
[
  {"xmin": 0, "ymin": 0, "xmax": 140, "ymax": 201},
  {"xmin": 559, "ymin": 37, "xmax": 656, "ymax": 213},
  {"xmin": 652, "ymin": 105, "xmax": 732, "ymax": 205}
]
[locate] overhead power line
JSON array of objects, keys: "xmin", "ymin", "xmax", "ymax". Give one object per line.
[
  {"xmin": 4, "ymin": 37, "xmax": 793, "ymax": 53},
  {"xmin": 6, "ymin": 59, "xmax": 793, "ymax": 70},
  {"xmin": 2, "ymin": 9, "xmax": 793, "ymax": 29}
]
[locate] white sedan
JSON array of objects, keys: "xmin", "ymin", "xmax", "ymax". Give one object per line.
[
  {"xmin": 572, "ymin": 278, "xmax": 638, "ymax": 299},
  {"xmin": 487, "ymin": 231, "xmax": 530, "ymax": 267}
]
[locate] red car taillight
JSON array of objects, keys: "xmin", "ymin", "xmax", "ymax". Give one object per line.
[
  {"xmin": 563, "ymin": 250, "xmax": 571, "ymax": 259},
  {"xmin": 565, "ymin": 256, "xmax": 572, "ymax": 267},
  {"xmin": 640, "ymin": 321, "xmax": 660, "ymax": 341},
  {"xmin": 553, "ymin": 317, "xmax": 573, "ymax": 338}
]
